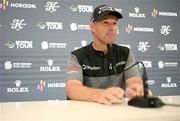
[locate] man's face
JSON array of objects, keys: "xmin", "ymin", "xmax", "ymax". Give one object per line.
[{"xmin": 91, "ymin": 14, "xmax": 118, "ymax": 45}]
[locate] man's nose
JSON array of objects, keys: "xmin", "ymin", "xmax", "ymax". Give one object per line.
[{"xmin": 108, "ymin": 24, "xmax": 116, "ymax": 31}]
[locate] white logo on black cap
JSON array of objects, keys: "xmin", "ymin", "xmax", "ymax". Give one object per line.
[{"xmin": 98, "ymin": 6, "xmax": 114, "ymax": 14}]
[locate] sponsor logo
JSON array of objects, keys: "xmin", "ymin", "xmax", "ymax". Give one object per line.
[
  {"xmin": 152, "ymin": 8, "xmax": 178, "ymax": 18},
  {"xmin": 0, "ymin": 0, "xmax": 8, "ymax": 10},
  {"xmin": 70, "ymin": 23, "xmax": 90, "ymax": 31},
  {"xmin": 161, "ymin": 77, "xmax": 178, "ymax": 88},
  {"xmin": 37, "ymin": 80, "xmax": 46, "ymax": 91},
  {"xmin": 158, "ymin": 44, "xmax": 178, "ymax": 51},
  {"xmin": 82, "ymin": 64, "xmax": 100, "ymax": 70},
  {"xmin": 115, "ymin": 61, "xmax": 126, "ymax": 67},
  {"xmin": 45, "ymin": 1, "xmax": 59, "ymax": 13},
  {"xmin": 4, "ymin": 61, "xmax": 32, "ymax": 70},
  {"xmin": 36, "ymin": 22, "xmax": 63, "ymax": 30},
  {"xmin": 7, "ymin": 80, "xmax": 29, "ymax": 93},
  {"xmin": 41, "ymin": 41, "xmax": 67, "ymax": 50},
  {"xmin": 137, "ymin": 42, "xmax": 150, "ymax": 52},
  {"xmin": 126, "ymin": 24, "xmax": 154, "ymax": 34},
  {"xmin": 1, "ymin": 0, "xmax": 36, "ymax": 10},
  {"xmin": 98, "ymin": 5, "xmax": 114, "ymax": 14},
  {"xmin": 66, "ymin": 65, "xmax": 81, "ymax": 71},
  {"xmin": 139, "ymin": 61, "xmax": 152, "ymax": 68},
  {"xmin": 114, "ymin": 8, "xmax": 122, "ymax": 14},
  {"xmin": 47, "ymin": 82, "xmax": 65, "ymax": 88},
  {"xmin": 158, "ymin": 61, "xmax": 178, "ymax": 69},
  {"xmin": 160, "ymin": 25, "xmax": 172, "ymax": 36},
  {"xmin": 151, "ymin": 8, "xmax": 158, "ymax": 18},
  {"xmin": 66, "ymin": 65, "xmax": 81, "ymax": 74},
  {"xmin": 11, "ymin": 19, "xmax": 27, "ymax": 31},
  {"xmin": 129, "ymin": 7, "xmax": 146, "ymax": 18},
  {"xmin": 10, "ymin": 2, "xmax": 36, "ymax": 8},
  {"xmin": 40, "ymin": 59, "xmax": 61, "ymax": 72},
  {"xmin": 126, "ymin": 24, "xmax": 133, "ymax": 33},
  {"xmin": 109, "ymin": 61, "xmax": 126, "ymax": 70},
  {"xmin": 37, "ymin": 80, "xmax": 65, "ymax": 91},
  {"xmin": 70, "ymin": 4, "xmax": 93, "ymax": 13},
  {"xmin": 5, "ymin": 41, "xmax": 33, "ymax": 49}
]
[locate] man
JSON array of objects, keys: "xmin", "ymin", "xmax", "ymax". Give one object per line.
[{"xmin": 66, "ymin": 5, "xmax": 152, "ymax": 105}]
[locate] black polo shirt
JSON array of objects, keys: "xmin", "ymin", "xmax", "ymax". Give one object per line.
[{"xmin": 66, "ymin": 43, "xmax": 139, "ymax": 89}]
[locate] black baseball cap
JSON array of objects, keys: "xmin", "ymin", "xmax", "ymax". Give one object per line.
[{"xmin": 90, "ymin": 5, "xmax": 123, "ymax": 22}]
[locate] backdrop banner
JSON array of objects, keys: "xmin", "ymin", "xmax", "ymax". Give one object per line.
[{"xmin": 0, "ymin": 0, "xmax": 179, "ymax": 102}]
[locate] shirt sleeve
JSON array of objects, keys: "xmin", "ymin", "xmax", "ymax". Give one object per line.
[
  {"xmin": 124, "ymin": 50, "xmax": 140, "ymax": 80},
  {"xmin": 66, "ymin": 53, "xmax": 83, "ymax": 83}
]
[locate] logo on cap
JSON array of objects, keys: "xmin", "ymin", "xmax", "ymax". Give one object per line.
[
  {"xmin": 98, "ymin": 5, "xmax": 114, "ymax": 14},
  {"xmin": 91, "ymin": 5, "xmax": 122, "ymax": 22}
]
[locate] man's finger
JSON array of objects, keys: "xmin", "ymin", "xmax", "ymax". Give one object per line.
[
  {"xmin": 111, "ymin": 87, "xmax": 124, "ymax": 98},
  {"xmin": 126, "ymin": 88, "xmax": 137, "ymax": 98}
]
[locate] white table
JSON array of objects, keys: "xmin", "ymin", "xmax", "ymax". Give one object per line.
[{"xmin": 1, "ymin": 96, "xmax": 180, "ymax": 121}]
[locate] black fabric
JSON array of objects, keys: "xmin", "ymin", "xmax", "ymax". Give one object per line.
[{"xmin": 71, "ymin": 43, "xmax": 129, "ymax": 77}]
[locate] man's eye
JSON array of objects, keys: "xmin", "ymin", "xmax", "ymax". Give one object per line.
[
  {"xmin": 114, "ymin": 22, "xmax": 117, "ymax": 25},
  {"xmin": 103, "ymin": 21, "xmax": 108, "ymax": 24}
]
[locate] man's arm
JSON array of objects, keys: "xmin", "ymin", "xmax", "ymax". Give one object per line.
[
  {"xmin": 66, "ymin": 79, "xmax": 102, "ymax": 102},
  {"xmin": 66, "ymin": 80, "xmax": 124, "ymax": 105},
  {"xmin": 125, "ymin": 76, "xmax": 144, "ymax": 98},
  {"xmin": 125, "ymin": 76, "xmax": 153, "ymax": 98}
]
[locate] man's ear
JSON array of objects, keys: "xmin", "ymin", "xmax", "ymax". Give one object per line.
[{"xmin": 90, "ymin": 22, "xmax": 95, "ymax": 33}]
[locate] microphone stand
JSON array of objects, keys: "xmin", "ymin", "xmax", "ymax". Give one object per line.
[
  {"xmin": 127, "ymin": 62, "xmax": 164, "ymax": 108},
  {"xmin": 107, "ymin": 45, "xmax": 174, "ymax": 108}
]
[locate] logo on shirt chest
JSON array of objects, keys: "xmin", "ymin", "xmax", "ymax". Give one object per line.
[
  {"xmin": 109, "ymin": 61, "xmax": 126, "ymax": 70},
  {"xmin": 82, "ymin": 61, "xmax": 126, "ymax": 71},
  {"xmin": 82, "ymin": 64, "xmax": 101, "ymax": 70}
]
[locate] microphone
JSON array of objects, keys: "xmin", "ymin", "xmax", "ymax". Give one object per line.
[
  {"xmin": 124, "ymin": 62, "xmax": 164, "ymax": 108},
  {"xmin": 106, "ymin": 45, "xmax": 179, "ymax": 108}
]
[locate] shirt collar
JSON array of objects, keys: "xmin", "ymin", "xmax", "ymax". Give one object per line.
[{"xmin": 88, "ymin": 42, "xmax": 115, "ymax": 57}]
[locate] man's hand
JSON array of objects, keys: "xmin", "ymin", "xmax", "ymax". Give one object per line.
[
  {"xmin": 96, "ymin": 87, "xmax": 124, "ymax": 105},
  {"xmin": 125, "ymin": 83, "xmax": 153, "ymax": 99}
]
